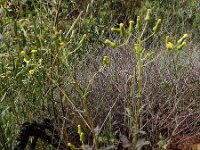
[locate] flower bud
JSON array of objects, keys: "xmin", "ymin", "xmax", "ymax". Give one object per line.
[
  {"xmin": 165, "ymin": 36, "xmax": 170, "ymax": 43},
  {"xmin": 177, "ymin": 34, "xmax": 188, "ymax": 44},
  {"xmin": 59, "ymin": 29, "xmax": 63, "ymax": 35},
  {"xmin": 177, "ymin": 41, "xmax": 187, "ymax": 50},
  {"xmin": 145, "ymin": 9, "xmax": 151, "ymax": 22},
  {"xmin": 53, "ymin": 26, "xmax": 56, "ymax": 32},
  {"xmin": 105, "ymin": 39, "xmax": 117, "ymax": 48},
  {"xmin": 20, "ymin": 51, "xmax": 26, "ymax": 57},
  {"xmin": 80, "ymin": 132, "xmax": 85, "ymax": 142},
  {"xmin": 129, "ymin": 20, "xmax": 134, "ymax": 33},
  {"xmin": 79, "ymin": 34, "xmax": 87, "ymax": 45},
  {"xmin": 39, "ymin": 59, "xmax": 43, "ymax": 65},
  {"xmin": 119, "ymin": 23, "xmax": 126, "ymax": 37},
  {"xmin": 67, "ymin": 143, "xmax": 76, "ymax": 150},
  {"xmin": 31, "ymin": 49, "xmax": 37, "ymax": 59},
  {"xmin": 111, "ymin": 27, "xmax": 121, "ymax": 34},
  {"xmin": 136, "ymin": 16, "xmax": 142, "ymax": 31},
  {"xmin": 78, "ymin": 124, "xmax": 81, "ymax": 135},
  {"xmin": 153, "ymin": 19, "xmax": 161, "ymax": 33},
  {"xmin": 103, "ymin": 56, "xmax": 110, "ymax": 67},
  {"xmin": 70, "ymin": 30, "xmax": 75, "ymax": 40},
  {"xmin": 38, "ymin": 35, "xmax": 44, "ymax": 42},
  {"xmin": 23, "ymin": 58, "xmax": 29, "ymax": 64},
  {"xmin": 31, "ymin": 49, "xmax": 37, "ymax": 53}
]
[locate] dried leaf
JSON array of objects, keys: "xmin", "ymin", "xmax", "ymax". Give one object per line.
[
  {"xmin": 136, "ymin": 138, "xmax": 150, "ymax": 150},
  {"xmin": 119, "ymin": 133, "xmax": 131, "ymax": 148}
]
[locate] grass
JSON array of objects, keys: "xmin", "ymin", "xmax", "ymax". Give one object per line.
[{"xmin": 0, "ymin": 0, "xmax": 200, "ymax": 149}]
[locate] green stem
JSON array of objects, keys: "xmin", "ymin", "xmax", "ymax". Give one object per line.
[
  {"xmin": 133, "ymin": 52, "xmax": 143, "ymax": 150},
  {"xmin": 65, "ymin": 62, "xmax": 89, "ymax": 117},
  {"xmin": 140, "ymin": 23, "xmax": 148, "ymax": 40},
  {"xmin": 47, "ymin": 72, "xmax": 91, "ymax": 130},
  {"xmin": 143, "ymin": 50, "xmax": 166, "ymax": 67},
  {"xmin": 83, "ymin": 66, "xmax": 105, "ymax": 98},
  {"xmin": 141, "ymin": 32, "xmax": 155, "ymax": 43},
  {"xmin": 129, "ymin": 69, "xmax": 136, "ymax": 139}
]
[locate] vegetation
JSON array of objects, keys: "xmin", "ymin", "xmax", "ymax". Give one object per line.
[{"xmin": 0, "ymin": 0, "xmax": 199, "ymax": 149}]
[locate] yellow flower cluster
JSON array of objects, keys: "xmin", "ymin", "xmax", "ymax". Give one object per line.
[
  {"xmin": 165, "ymin": 34, "xmax": 188, "ymax": 51},
  {"xmin": 29, "ymin": 69, "xmax": 35, "ymax": 75},
  {"xmin": 166, "ymin": 42, "xmax": 174, "ymax": 50}
]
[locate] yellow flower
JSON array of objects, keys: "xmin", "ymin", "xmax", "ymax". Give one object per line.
[
  {"xmin": 103, "ymin": 56, "xmax": 110, "ymax": 66},
  {"xmin": 157, "ymin": 19, "xmax": 162, "ymax": 24},
  {"xmin": 59, "ymin": 42, "xmax": 65, "ymax": 48},
  {"xmin": 166, "ymin": 42, "xmax": 174, "ymax": 50},
  {"xmin": 20, "ymin": 51, "xmax": 26, "ymax": 57},
  {"xmin": 119, "ymin": 23, "xmax": 124, "ymax": 28},
  {"xmin": 29, "ymin": 69, "xmax": 35, "ymax": 75}
]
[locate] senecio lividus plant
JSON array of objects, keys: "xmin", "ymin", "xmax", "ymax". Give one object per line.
[
  {"xmin": 58, "ymin": 28, "xmax": 110, "ymax": 149},
  {"xmin": 105, "ymin": 9, "xmax": 188, "ymax": 150}
]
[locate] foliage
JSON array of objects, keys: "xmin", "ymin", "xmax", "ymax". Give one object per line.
[{"xmin": 137, "ymin": 0, "xmax": 200, "ymax": 40}]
